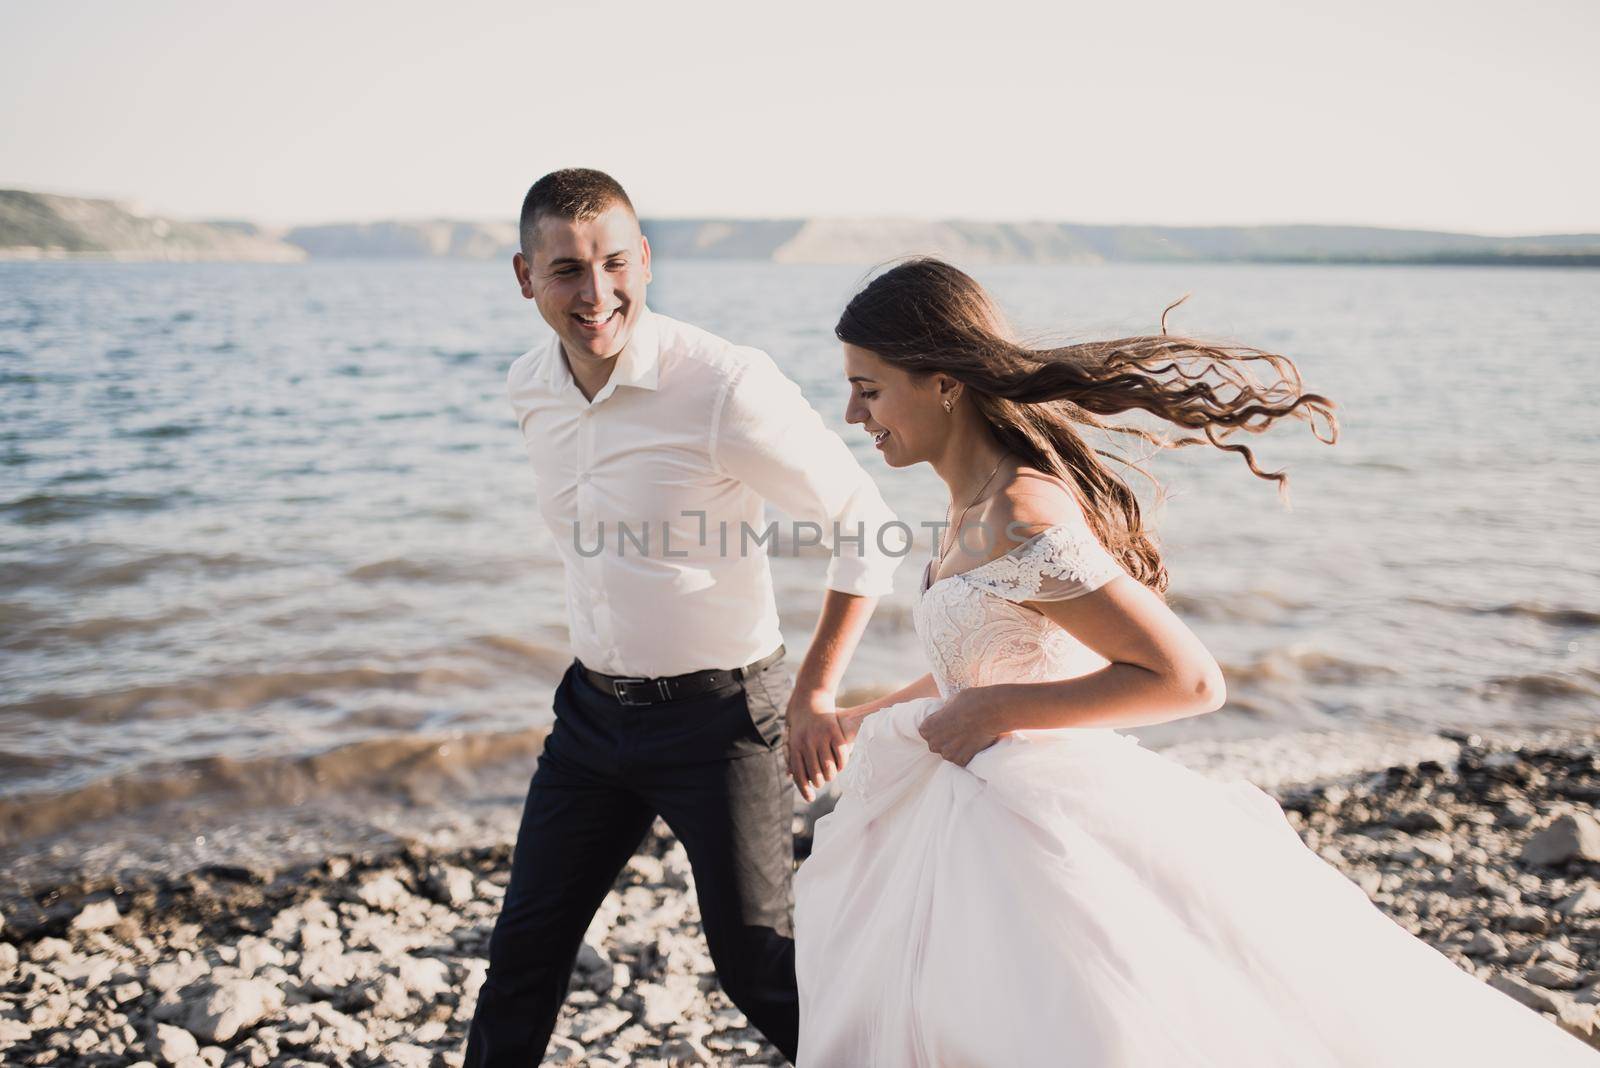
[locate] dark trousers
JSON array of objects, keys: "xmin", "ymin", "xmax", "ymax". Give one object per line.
[{"xmin": 464, "ymin": 657, "xmax": 800, "ymax": 1065}]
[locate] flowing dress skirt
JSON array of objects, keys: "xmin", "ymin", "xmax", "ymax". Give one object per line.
[{"xmin": 794, "ymin": 699, "xmax": 1599, "ymax": 1067}]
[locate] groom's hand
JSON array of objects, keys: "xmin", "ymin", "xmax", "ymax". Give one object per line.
[{"xmin": 786, "ymin": 690, "xmax": 851, "ymax": 803}]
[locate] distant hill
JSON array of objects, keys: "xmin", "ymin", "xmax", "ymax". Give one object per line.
[
  {"xmin": 3, "ymin": 189, "xmax": 1597, "ymax": 267},
  {"xmin": 0, "ymin": 190, "xmax": 304, "ymax": 262},
  {"xmin": 284, "ymin": 219, "xmax": 518, "ymax": 259}
]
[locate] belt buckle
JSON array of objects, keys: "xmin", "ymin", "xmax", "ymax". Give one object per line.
[{"xmin": 612, "ymin": 677, "xmax": 651, "ymax": 706}]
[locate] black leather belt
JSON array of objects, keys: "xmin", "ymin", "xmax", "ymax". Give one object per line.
[{"xmin": 579, "ymin": 645, "xmax": 786, "ymax": 707}]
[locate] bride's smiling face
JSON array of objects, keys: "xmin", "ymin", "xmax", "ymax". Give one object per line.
[{"xmin": 843, "ymin": 343, "xmax": 947, "ymax": 468}]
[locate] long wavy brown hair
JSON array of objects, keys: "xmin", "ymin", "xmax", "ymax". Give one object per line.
[{"xmin": 835, "ymin": 258, "xmax": 1339, "ymax": 595}]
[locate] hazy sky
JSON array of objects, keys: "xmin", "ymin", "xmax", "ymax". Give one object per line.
[{"xmin": 3, "ymin": 1, "xmax": 1595, "ymax": 234}]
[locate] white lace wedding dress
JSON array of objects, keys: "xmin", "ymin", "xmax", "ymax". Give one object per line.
[{"xmin": 793, "ymin": 518, "xmax": 1598, "ymax": 1066}]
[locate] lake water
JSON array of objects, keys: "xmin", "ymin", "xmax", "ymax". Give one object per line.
[{"xmin": 2, "ymin": 258, "xmax": 1597, "ymax": 847}]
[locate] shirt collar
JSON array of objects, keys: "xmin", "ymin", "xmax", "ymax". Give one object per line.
[{"xmin": 543, "ymin": 306, "xmax": 661, "ymax": 401}]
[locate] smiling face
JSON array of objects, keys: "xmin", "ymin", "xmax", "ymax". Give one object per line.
[
  {"xmin": 843, "ymin": 343, "xmax": 955, "ymax": 468},
  {"xmin": 513, "ymin": 203, "xmax": 652, "ymax": 364}
]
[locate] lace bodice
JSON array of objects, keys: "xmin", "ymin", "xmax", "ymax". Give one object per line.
[{"xmin": 914, "ymin": 523, "xmax": 1126, "ymax": 697}]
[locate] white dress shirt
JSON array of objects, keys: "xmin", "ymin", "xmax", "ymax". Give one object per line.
[{"xmin": 507, "ymin": 308, "xmax": 904, "ymax": 678}]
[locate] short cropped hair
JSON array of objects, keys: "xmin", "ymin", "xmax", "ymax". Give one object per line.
[{"xmin": 519, "ymin": 168, "xmax": 636, "ymax": 256}]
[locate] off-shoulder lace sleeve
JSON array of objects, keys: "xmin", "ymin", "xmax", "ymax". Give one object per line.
[{"xmin": 966, "ymin": 523, "xmax": 1125, "ymax": 603}]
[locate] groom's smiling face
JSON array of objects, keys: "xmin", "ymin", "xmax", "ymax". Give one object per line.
[{"xmin": 515, "ymin": 203, "xmax": 652, "ymax": 365}]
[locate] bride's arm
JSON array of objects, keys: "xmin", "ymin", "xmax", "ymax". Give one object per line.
[
  {"xmin": 840, "ymin": 673, "xmax": 940, "ymax": 732},
  {"xmin": 976, "ymin": 477, "xmax": 1225, "ymax": 733},
  {"xmin": 918, "ymin": 480, "xmax": 1225, "ymax": 765},
  {"xmin": 920, "ymin": 582, "xmax": 1224, "ymax": 766},
  {"xmin": 996, "ymin": 577, "xmax": 1226, "ymax": 732}
]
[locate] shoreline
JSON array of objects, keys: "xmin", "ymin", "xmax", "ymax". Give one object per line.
[
  {"xmin": 2, "ymin": 726, "xmax": 1598, "ymax": 1064},
  {"xmin": 0, "ymin": 722, "xmax": 1517, "ymax": 898}
]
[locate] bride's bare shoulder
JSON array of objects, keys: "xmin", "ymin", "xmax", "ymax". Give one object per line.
[{"xmin": 982, "ymin": 465, "xmax": 1090, "ymax": 553}]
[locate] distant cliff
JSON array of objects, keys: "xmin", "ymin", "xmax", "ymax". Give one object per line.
[
  {"xmin": 3, "ymin": 189, "xmax": 1597, "ymax": 266},
  {"xmin": 284, "ymin": 219, "xmax": 518, "ymax": 259},
  {"xmin": 0, "ymin": 190, "xmax": 304, "ymax": 262}
]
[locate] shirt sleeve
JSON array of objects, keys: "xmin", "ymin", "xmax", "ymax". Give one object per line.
[{"xmin": 710, "ymin": 350, "xmax": 906, "ymax": 597}]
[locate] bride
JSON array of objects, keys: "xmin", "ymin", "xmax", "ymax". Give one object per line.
[{"xmin": 792, "ymin": 258, "xmax": 1598, "ymax": 1066}]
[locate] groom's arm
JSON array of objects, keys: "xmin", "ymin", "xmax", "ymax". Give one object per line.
[
  {"xmin": 709, "ymin": 349, "xmax": 906, "ymax": 799},
  {"xmin": 786, "ymin": 588, "xmax": 876, "ymax": 802}
]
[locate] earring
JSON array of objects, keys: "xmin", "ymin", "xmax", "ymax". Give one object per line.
[{"xmin": 943, "ymin": 399, "xmax": 954, "ymax": 413}]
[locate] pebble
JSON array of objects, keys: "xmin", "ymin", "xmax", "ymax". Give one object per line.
[{"xmin": 1, "ymin": 732, "xmax": 1597, "ymax": 1062}]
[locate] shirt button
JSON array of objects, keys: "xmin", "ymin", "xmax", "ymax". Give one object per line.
[{"xmin": 578, "ymin": 473, "xmax": 591, "ymax": 485}]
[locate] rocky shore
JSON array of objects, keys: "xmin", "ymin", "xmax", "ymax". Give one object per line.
[{"xmin": 2, "ymin": 729, "xmax": 1599, "ymax": 1066}]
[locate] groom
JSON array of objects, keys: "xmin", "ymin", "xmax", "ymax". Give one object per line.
[{"xmin": 464, "ymin": 168, "xmax": 902, "ymax": 1065}]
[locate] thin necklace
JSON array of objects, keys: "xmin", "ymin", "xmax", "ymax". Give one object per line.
[{"xmin": 935, "ymin": 453, "xmax": 1009, "ymax": 572}]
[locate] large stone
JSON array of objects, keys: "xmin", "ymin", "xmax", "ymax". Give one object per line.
[
  {"xmin": 627, "ymin": 854, "xmax": 666, "ymax": 885},
  {"xmin": 280, "ymin": 1002, "xmax": 370, "ymax": 1051},
  {"xmin": 28, "ymin": 937, "xmax": 71, "ymax": 962},
  {"xmin": 660, "ymin": 1036, "xmax": 715, "ymax": 1064},
  {"xmin": 344, "ymin": 913, "xmax": 419, "ymax": 955},
  {"xmin": 1392, "ymin": 807, "xmax": 1453, "ymax": 833},
  {"xmin": 184, "ymin": 978, "xmax": 285, "ymax": 1043},
  {"xmin": 380, "ymin": 1042, "xmax": 435, "ymax": 1068},
  {"xmin": 1349, "ymin": 869, "xmax": 1383, "ymax": 896},
  {"xmin": 424, "ymin": 864, "xmax": 477, "ymax": 908},
  {"xmin": 546, "ymin": 1035, "xmax": 587, "ymax": 1064},
  {"xmin": 1521, "ymin": 812, "xmax": 1600, "ymax": 868},
  {"xmin": 26, "ymin": 989, "xmax": 71, "ymax": 1029},
  {"xmin": 454, "ymin": 959, "xmax": 488, "ymax": 1020},
  {"xmin": 363, "ymin": 973, "xmax": 414, "ymax": 1019},
  {"xmin": 397, "ymin": 956, "xmax": 451, "ymax": 1000},
  {"xmin": 145, "ymin": 955, "xmax": 210, "ymax": 995},
  {"xmin": 573, "ymin": 1004, "xmax": 633, "ymax": 1044},
  {"xmin": 1395, "ymin": 838, "xmax": 1455, "ymax": 866},
  {"xmin": 1527, "ymin": 961, "xmax": 1584, "ymax": 990},
  {"xmin": 1489, "ymin": 972, "xmax": 1564, "ymax": 1014},
  {"xmin": 153, "ymin": 1022, "xmax": 200, "ymax": 1065},
  {"xmin": 300, "ymin": 922, "xmax": 340, "ymax": 952},
  {"xmin": 356, "ymin": 873, "xmax": 412, "ymax": 912},
  {"xmin": 1555, "ymin": 1000, "xmax": 1600, "ymax": 1050},
  {"xmin": 70, "ymin": 899, "xmax": 122, "ymax": 932},
  {"xmin": 1536, "ymin": 940, "xmax": 1581, "ymax": 968},
  {"xmin": 637, "ymin": 974, "xmax": 699, "ymax": 1028},
  {"xmin": 53, "ymin": 951, "xmax": 118, "ymax": 988},
  {"xmin": 1558, "ymin": 885, "xmax": 1600, "ymax": 917},
  {"xmin": 574, "ymin": 940, "xmax": 613, "ymax": 993},
  {"xmin": 1504, "ymin": 907, "xmax": 1551, "ymax": 935},
  {"xmin": 661, "ymin": 842, "xmax": 694, "ymax": 891},
  {"xmin": 1462, "ymin": 929, "xmax": 1508, "ymax": 959},
  {"xmin": 233, "ymin": 935, "xmax": 286, "ymax": 974},
  {"xmin": 267, "ymin": 898, "xmax": 338, "ymax": 942}
]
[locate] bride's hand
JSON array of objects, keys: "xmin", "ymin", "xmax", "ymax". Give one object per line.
[{"xmin": 917, "ymin": 685, "xmax": 1011, "ymax": 767}]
